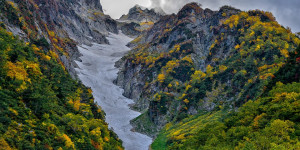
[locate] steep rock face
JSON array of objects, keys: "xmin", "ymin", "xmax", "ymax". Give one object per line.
[
  {"xmin": 117, "ymin": 21, "xmax": 141, "ymax": 37},
  {"xmin": 116, "ymin": 3, "xmax": 241, "ymax": 134},
  {"xmin": 116, "ymin": 2, "xmax": 300, "ymax": 136},
  {"xmin": 35, "ymin": 0, "xmax": 118, "ymax": 45},
  {"xmin": 34, "ymin": 0, "xmax": 118, "ymax": 77},
  {"xmin": 117, "ymin": 3, "xmax": 240, "ymax": 108},
  {"xmin": 0, "ymin": 0, "xmax": 118, "ymax": 78}
]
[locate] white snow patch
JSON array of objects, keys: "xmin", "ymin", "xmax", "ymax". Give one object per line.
[{"xmin": 75, "ymin": 32, "xmax": 152, "ymax": 150}]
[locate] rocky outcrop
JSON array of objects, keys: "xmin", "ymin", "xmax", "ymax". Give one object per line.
[
  {"xmin": 119, "ymin": 5, "xmax": 165, "ymax": 23},
  {"xmin": 116, "ymin": 3, "xmax": 242, "ymax": 136},
  {"xmin": 33, "ymin": 0, "xmax": 118, "ymax": 77},
  {"xmin": 117, "ymin": 3, "xmax": 240, "ymax": 106},
  {"xmin": 1, "ymin": 0, "xmax": 118, "ymax": 78},
  {"xmin": 34, "ymin": 0, "xmax": 118, "ymax": 45},
  {"xmin": 117, "ymin": 5, "xmax": 166, "ymax": 37},
  {"xmin": 117, "ymin": 22, "xmax": 141, "ymax": 38}
]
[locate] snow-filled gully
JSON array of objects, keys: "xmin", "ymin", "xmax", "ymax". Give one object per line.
[{"xmin": 75, "ymin": 33, "xmax": 152, "ymax": 150}]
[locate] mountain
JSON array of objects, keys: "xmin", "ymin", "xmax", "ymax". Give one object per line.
[
  {"xmin": 0, "ymin": 0, "xmax": 123, "ymax": 149},
  {"xmin": 117, "ymin": 5, "xmax": 166, "ymax": 37},
  {"xmin": 0, "ymin": 0, "xmax": 299, "ymax": 149},
  {"xmin": 115, "ymin": 2, "xmax": 300, "ymax": 139},
  {"xmin": 119, "ymin": 4, "xmax": 166, "ymax": 23}
]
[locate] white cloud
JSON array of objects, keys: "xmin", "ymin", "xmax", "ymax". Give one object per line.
[{"xmin": 100, "ymin": 0, "xmax": 151, "ymax": 19}]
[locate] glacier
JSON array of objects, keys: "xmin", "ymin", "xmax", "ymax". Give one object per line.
[{"xmin": 75, "ymin": 32, "xmax": 152, "ymax": 150}]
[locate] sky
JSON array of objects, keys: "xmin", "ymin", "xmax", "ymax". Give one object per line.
[{"xmin": 100, "ymin": 0, "xmax": 300, "ymax": 33}]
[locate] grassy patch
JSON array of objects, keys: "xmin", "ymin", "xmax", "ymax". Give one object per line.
[{"xmin": 151, "ymin": 133, "xmax": 167, "ymax": 150}]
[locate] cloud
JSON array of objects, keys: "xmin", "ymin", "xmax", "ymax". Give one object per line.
[
  {"xmin": 150, "ymin": 0, "xmax": 163, "ymax": 8},
  {"xmin": 100, "ymin": 0, "xmax": 151, "ymax": 19}
]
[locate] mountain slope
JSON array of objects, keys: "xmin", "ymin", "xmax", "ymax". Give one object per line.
[
  {"xmin": 152, "ymin": 45, "xmax": 300, "ymax": 149},
  {"xmin": 116, "ymin": 2, "xmax": 300, "ymax": 137},
  {"xmin": 0, "ymin": 0, "xmax": 124, "ymax": 149},
  {"xmin": 0, "ymin": 0, "xmax": 118, "ymax": 78},
  {"xmin": 34, "ymin": 0, "xmax": 118, "ymax": 45},
  {"xmin": 0, "ymin": 25, "xmax": 123, "ymax": 150}
]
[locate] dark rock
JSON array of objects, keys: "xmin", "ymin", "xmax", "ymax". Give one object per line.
[{"xmin": 119, "ymin": 5, "xmax": 165, "ymax": 23}]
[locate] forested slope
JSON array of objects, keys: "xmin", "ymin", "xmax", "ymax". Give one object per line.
[
  {"xmin": 0, "ymin": 0, "xmax": 123, "ymax": 149},
  {"xmin": 0, "ymin": 22, "xmax": 123, "ymax": 150},
  {"xmin": 152, "ymin": 45, "xmax": 300, "ymax": 149}
]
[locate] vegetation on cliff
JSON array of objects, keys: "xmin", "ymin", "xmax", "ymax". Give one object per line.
[
  {"xmin": 152, "ymin": 45, "xmax": 300, "ymax": 149},
  {"xmin": 118, "ymin": 3, "xmax": 300, "ymax": 148},
  {"xmin": 122, "ymin": 3, "xmax": 299, "ymax": 128}
]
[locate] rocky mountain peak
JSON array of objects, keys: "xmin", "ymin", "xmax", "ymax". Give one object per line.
[
  {"xmin": 119, "ymin": 4, "xmax": 166, "ymax": 23},
  {"xmin": 219, "ymin": 5, "xmax": 241, "ymax": 16},
  {"xmin": 132, "ymin": 4, "xmax": 147, "ymax": 11},
  {"xmin": 177, "ymin": 2, "xmax": 204, "ymax": 18},
  {"xmin": 117, "ymin": 4, "xmax": 166, "ymax": 37},
  {"xmin": 179, "ymin": 2, "xmax": 203, "ymax": 14}
]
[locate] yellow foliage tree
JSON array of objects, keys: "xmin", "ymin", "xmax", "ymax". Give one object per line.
[
  {"xmin": 163, "ymin": 60, "xmax": 179, "ymax": 74},
  {"xmin": 6, "ymin": 61, "xmax": 28, "ymax": 81},
  {"xmin": 219, "ymin": 65, "xmax": 228, "ymax": 72},
  {"xmin": 182, "ymin": 55, "xmax": 193, "ymax": 64},
  {"xmin": 61, "ymin": 134, "xmax": 75, "ymax": 149},
  {"xmin": 0, "ymin": 138, "xmax": 12, "ymax": 150},
  {"xmin": 157, "ymin": 73, "xmax": 166, "ymax": 83},
  {"xmin": 235, "ymin": 44, "xmax": 240, "ymax": 49},
  {"xmin": 183, "ymin": 99, "xmax": 190, "ymax": 104},
  {"xmin": 191, "ymin": 70, "xmax": 206, "ymax": 81},
  {"xmin": 26, "ymin": 62, "xmax": 42, "ymax": 76},
  {"xmin": 174, "ymin": 44, "xmax": 181, "ymax": 52},
  {"xmin": 48, "ymin": 31, "xmax": 55, "ymax": 37},
  {"xmin": 206, "ymin": 65, "xmax": 217, "ymax": 78},
  {"xmin": 280, "ymin": 49, "xmax": 289, "ymax": 58}
]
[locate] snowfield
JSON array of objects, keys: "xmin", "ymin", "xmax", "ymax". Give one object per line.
[{"xmin": 75, "ymin": 32, "xmax": 152, "ymax": 150}]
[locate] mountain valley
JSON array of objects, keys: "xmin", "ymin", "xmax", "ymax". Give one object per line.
[{"xmin": 0, "ymin": 0, "xmax": 299, "ymax": 150}]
